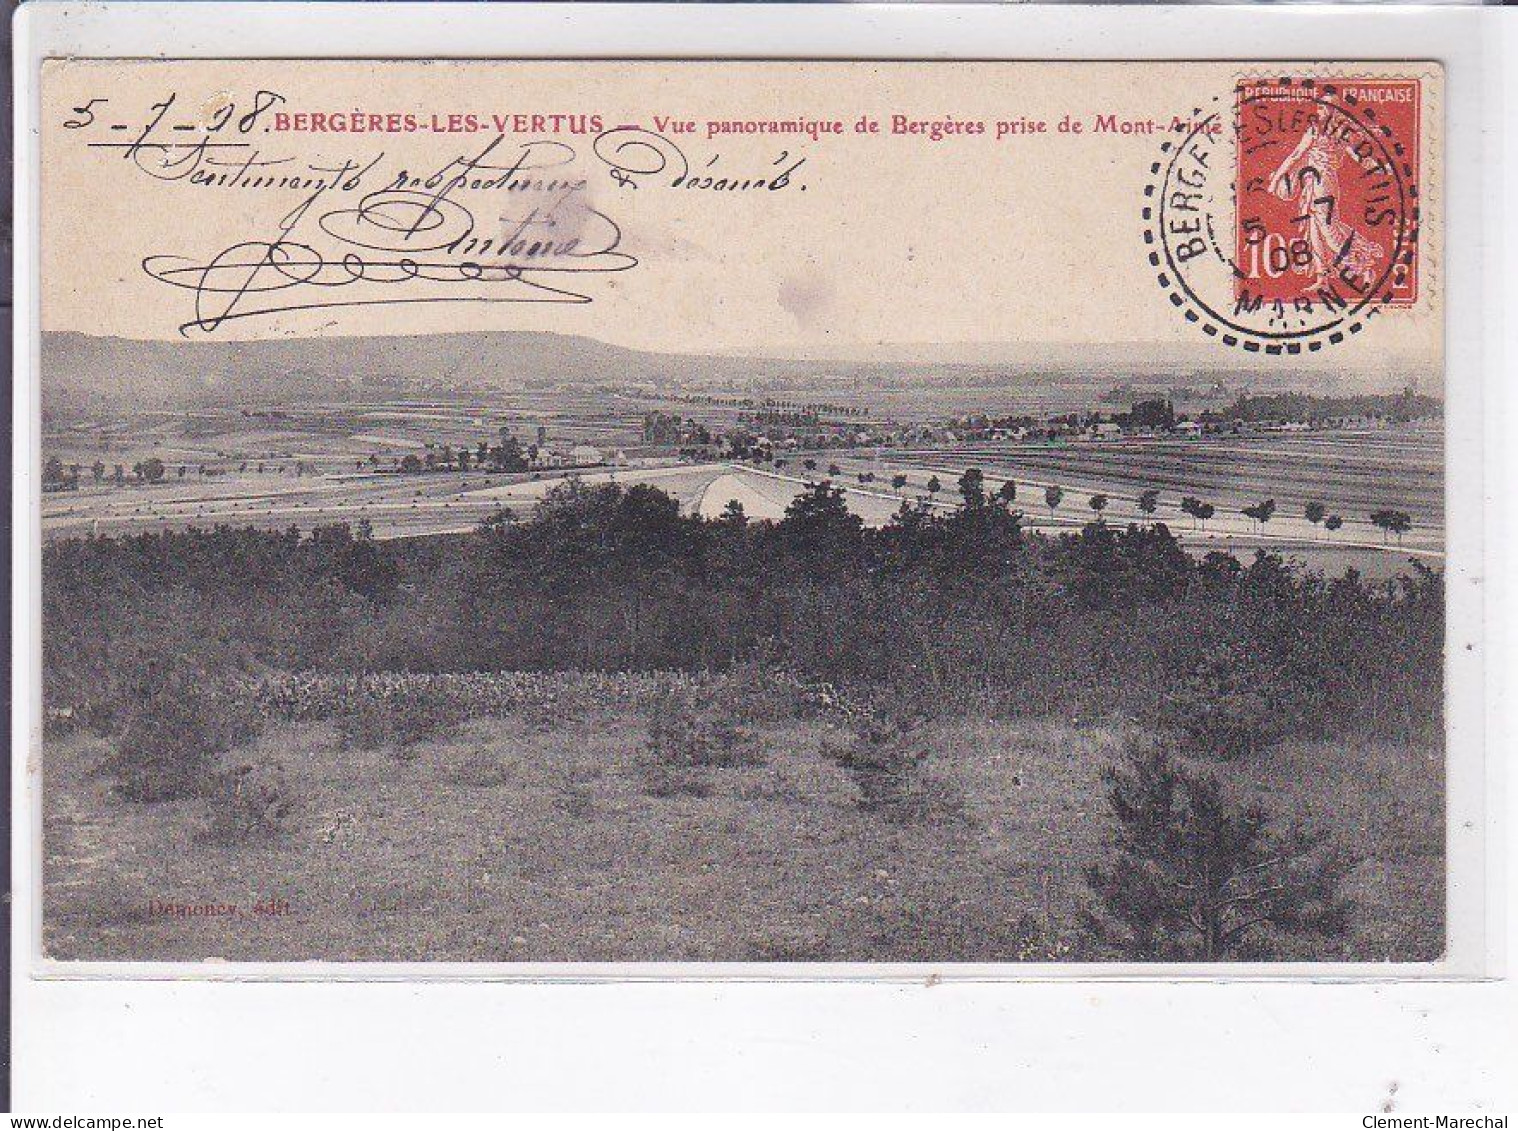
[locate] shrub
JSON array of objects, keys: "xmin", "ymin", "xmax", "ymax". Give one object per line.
[
  {"xmin": 821, "ymin": 710, "xmax": 964, "ymax": 824},
  {"xmin": 647, "ymin": 688, "xmax": 761, "ymax": 768},
  {"xmin": 1081, "ymin": 741, "xmax": 1355, "ymax": 960},
  {"xmin": 822, "ymin": 710, "xmax": 923, "ymax": 811},
  {"xmin": 1160, "ymin": 641, "xmax": 1286, "ymax": 759},
  {"xmin": 641, "ymin": 688, "xmax": 762, "ymax": 797},
  {"xmin": 204, "ymin": 758, "xmax": 298, "ymax": 843},
  {"xmin": 109, "ymin": 678, "xmax": 261, "ymax": 803}
]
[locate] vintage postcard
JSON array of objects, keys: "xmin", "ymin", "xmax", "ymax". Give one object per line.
[{"xmin": 34, "ymin": 59, "xmax": 1446, "ymax": 965}]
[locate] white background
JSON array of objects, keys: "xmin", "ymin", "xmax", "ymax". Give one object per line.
[{"xmin": 10, "ymin": 2, "xmax": 1516, "ymax": 1112}]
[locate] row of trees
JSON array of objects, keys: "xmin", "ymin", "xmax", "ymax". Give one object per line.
[
  {"xmin": 44, "ymin": 456, "xmax": 168, "ymax": 490},
  {"xmin": 390, "ymin": 433, "xmax": 533, "ymax": 475},
  {"xmin": 47, "ymin": 426, "xmax": 545, "ymax": 493},
  {"xmin": 777, "ymin": 461, "xmax": 1417, "ymax": 544}
]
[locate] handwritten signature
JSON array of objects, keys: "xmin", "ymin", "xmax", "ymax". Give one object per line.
[{"xmin": 140, "ymin": 135, "xmax": 641, "ymax": 335}]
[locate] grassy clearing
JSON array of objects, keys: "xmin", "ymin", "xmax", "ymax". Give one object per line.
[{"xmin": 42, "ymin": 691, "xmax": 1442, "ymax": 963}]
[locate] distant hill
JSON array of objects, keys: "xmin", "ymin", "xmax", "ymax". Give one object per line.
[
  {"xmin": 40, "ymin": 330, "xmax": 676, "ymax": 413},
  {"xmin": 39, "ymin": 330, "xmax": 1435, "ymax": 416}
]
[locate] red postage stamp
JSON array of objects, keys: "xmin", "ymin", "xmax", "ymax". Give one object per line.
[{"xmin": 1234, "ymin": 77, "xmax": 1420, "ymax": 310}]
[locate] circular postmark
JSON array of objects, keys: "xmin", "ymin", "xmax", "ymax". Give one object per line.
[{"xmin": 1144, "ymin": 77, "xmax": 1419, "ymax": 353}]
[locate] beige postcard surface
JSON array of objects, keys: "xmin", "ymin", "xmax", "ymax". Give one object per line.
[{"xmin": 37, "ymin": 60, "xmax": 1446, "ymax": 966}]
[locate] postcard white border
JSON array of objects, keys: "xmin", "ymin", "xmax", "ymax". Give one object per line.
[{"xmin": 10, "ymin": 1, "xmax": 1515, "ymax": 1111}]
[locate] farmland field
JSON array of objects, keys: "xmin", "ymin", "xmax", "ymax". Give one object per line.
[
  {"xmin": 823, "ymin": 425, "xmax": 1442, "ymax": 546},
  {"xmin": 44, "ymin": 400, "xmax": 1442, "ymax": 578},
  {"xmin": 47, "ymin": 400, "xmax": 1439, "ymax": 531}
]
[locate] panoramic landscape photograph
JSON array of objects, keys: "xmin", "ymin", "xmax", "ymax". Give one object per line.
[
  {"xmin": 39, "ymin": 329, "xmax": 1445, "ymax": 963},
  {"xmin": 33, "ymin": 58, "xmax": 1446, "ymax": 966}
]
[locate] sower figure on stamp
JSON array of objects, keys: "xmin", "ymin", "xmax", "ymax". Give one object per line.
[{"xmin": 1266, "ymin": 119, "xmax": 1386, "ymax": 290}]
